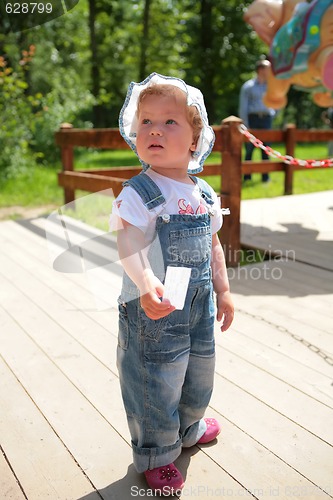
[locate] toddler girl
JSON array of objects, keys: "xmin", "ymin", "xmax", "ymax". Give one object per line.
[{"xmin": 110, "ymin": 73, "xmax": 234, "ymax": 494}]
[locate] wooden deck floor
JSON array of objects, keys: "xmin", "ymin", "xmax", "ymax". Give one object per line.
[{"xmin": 1, "ymin": 191, "xmax": 333, "ymax": 500}]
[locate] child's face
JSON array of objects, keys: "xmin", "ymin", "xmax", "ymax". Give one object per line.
[{"xmin": 136, "ymin": 92, "xmax": 196, "ymax": 177}]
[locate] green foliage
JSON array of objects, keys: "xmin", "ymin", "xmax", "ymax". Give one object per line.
[
  {"xmin": 0, "ymin": 5, "xmax": 94, "ymax": 177},
  {"xmin": 0, "ymin": 0, "xmax": 330, "ymax": 184},
  {"xmin": 84, "ymin": 0, "xmax": 268, "ymax": 126},
  {"xmin": 0, "ymin": 47, "xmax": 93, "ymax": 178},
  {"xmin": 30, "ymin": 74, "xmax": 94, "ymax": 163},
  {"xmin": 181, "ymin": 0, "xmax": 267, "ymax": 122},
  {"xmin": 0, "ymin": 47, "xmax": 36, "ymax": 178}
]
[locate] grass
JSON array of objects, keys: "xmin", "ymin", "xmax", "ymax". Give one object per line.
[
  {"xmin": 0, "ymin": 142, "xmax": 332, "ymax": 221},
  {"xmin": 61, "ymin": 191, "xmax": 114, "ymax": 231},
  {"xmin": 0, "ymin": 164, "xmax": 63, "ymax": 208}
]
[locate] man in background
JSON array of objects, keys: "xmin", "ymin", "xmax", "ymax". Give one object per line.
[{"xmin": 239, "ymin": 59, "xmax": 276, "ymax": 182}]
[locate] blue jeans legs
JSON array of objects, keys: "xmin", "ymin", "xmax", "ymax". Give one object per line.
[
  {"xmin": 244, "ymin": 114, "xmax": 272, "ymax": 182},
  {"xmin": 117, "ymin": 283, "xmax": 215, "ymax": 472}
]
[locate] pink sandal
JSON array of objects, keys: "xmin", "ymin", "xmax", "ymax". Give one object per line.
[
  {"xmin": 197, "ymin": 417, "xmax": 221, "ymax": 444},
  {"xmin": 144, "ymin": 463, "xmax": 184, "ymax": 494}
]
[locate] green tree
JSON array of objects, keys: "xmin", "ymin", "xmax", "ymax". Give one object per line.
[
  {"xmin": 0, "ymin": 2, "xmax": 94, "ymax": 172},
  {"xmin": 180, "ymin": 0, "xmax": 266, "ymax": 123},
  {"xmin": 85, "ymin": 0, "xmax": 187, "ymax": 127},
  {"xmin": 0, "ymin": 48, "xmax": 37, "ymax": 178}
]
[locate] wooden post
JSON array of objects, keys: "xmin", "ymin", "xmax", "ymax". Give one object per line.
[
  {"xmin": 284, "ymin": 123, "xmax": 296, "ymax": 195},
  {"xmin": 59, "ymin": 123, "xmax": 75, "ymax": 205},
  {"xmin": 220, "ymin": 116, "xmax": 243, "ymax": 267}
]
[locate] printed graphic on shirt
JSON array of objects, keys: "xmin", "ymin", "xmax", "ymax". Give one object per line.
[{"xmin": 178, "ymin": 199, "xmax": 207, "ymax": 215}]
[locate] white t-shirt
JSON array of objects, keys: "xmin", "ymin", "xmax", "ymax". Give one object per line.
[{"xmin": 110, "ymin": 169, "xmax": 223, "ymax": 243}]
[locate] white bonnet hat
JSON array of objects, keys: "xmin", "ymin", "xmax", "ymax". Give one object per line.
[{"xmin": 119, "ymin": 72, "xmax": 215, "ymax": 174}]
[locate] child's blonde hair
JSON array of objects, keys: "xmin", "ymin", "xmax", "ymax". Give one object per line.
[{"xmin": 137, "ymin": 84, "xmax": 203, "ymax": 146}]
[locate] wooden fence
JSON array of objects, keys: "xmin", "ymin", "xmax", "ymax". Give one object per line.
[{"xmin": 55, "ymin": 117, "xmax": 333, "ymax": 265}]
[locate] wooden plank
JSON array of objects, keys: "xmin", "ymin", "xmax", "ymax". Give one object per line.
[
  {"xmin": 195, "ymin": 409, "xmax": 328, "ymax": 500},
  {"xmin": 0, "ymin": 305, "xmax": 136, "ymax": 491},
  {"xmin": 242, "ymin": 161, "xmax": 285, "ymax": 174},
  {"xmin": 0, "ymin": 246, "xmax": 119, "ymax": 370},
  {"xmin": 231, "ymin": 293, "xmax": 333, "ymax": 358},
  {"xmin": 230, "ymin": 303, "xmax": 333, "ymax": 379},
  {"xmin": 215, "ymin": 345, "xmax": 333, "ymax": 444},
  {"xmin": 217, "ymin": 323, "xmax": 333, "ymax": 408},
  {"xmin": 0, "ymin": 447, "xmax": 25, "ymax": 500},
  {"xmin": 243, "ymin": 127, "xmax": 333, "ymax": 143},
  {"xmin": 241, "ymin": 191, "xmax": 333, "ymax": 232},
  {"xmin": 242, "ymin": 233, "xmax": 333, "ymax": 270},
  {"xmin": 198, "ymin": 163, "xmax": 223, "ymax": 177},
  {"xmin": 1, "ymin": 260, "xmax": 283, "ymax": 500},
  {"xmin": 231, "ymin": 303, "xmax": 333, "ymax": 372},
  {"xmin": 58, "ymin": 171, "xmax": 127, "ymax": 197},
  {"xmin": 55, "ymin": 128, "xmax": 128, "ymax": 149},
  {"xmin": 0, "ymin": 218, "xmax": 121, "ymax": 330},
  {"xmin": 294, "ymin": 129, "xmax": 333, "ymax": 142},
  {"xmin": 76, "ymin": 165, "xmax": 226, "ymax": 178},
  {"xmin": 4, "ymin": 217, "xmax": 333, "ymax": 376},
  {"xmin": 0, "ymin": 265, "xmax": 315, "ymax": 499},
  {"xmin": 43, "ymin": 212, "xmax": 120, "ymax": 275},
  {"xmin": 229, "ymin": 264, "xmax": 333, "ymax": 324},
  {"xmin": 175, "ymin": 446, "xmax": 260, "ymax": 499},
  {"xmin": 240, "ymin": 191, "xmax": 333, "ymax": 270},
  {"xmin": 233, "ymin": 292, "xmax": 333, "ymax": 354},
  {"xmin": 4, "ymin": 222, "xmax": 121, "ymax": 332},
  {"xmin": 228, "ymin": 261, "xmax": 333, "ymax": 334},
  {"xmin": 79, "ymin": 166, "xmax": 142, "ymax": 177},
  {"xmin": 0, "ymin": 338, "xmax": 157, "ymax": 500},
  {"xmin": 229, "ymin": 260, "xmax": 333, "ymax": 306},
  {"xmin": 0, "ymin": 297, "xmax": 251, "ymax": 499},
  {"xmin": 1, "ymin": 218, "xmax": 115, "ymax": 306},
  {"xmin": 0, "ymin": 355, "xmax": 101, "ymax": 499},
  {"xmin": 45, "ymin": 212, "xmax": 121, "ymax": 280},
  {"xmin": 0, "ymin": 270, "xmax": 129, "ymax": 435},
  {"xmin": 264, "ymin": 259, "xmax": 333, "ymax": 296},
  {"xmin": 3, "ymin": 218, "xmax": 333, "ymax": 397},
  {"xmin": 220, "ymin": 119, "xmax": 243, "ymax": 265},
  {"xmin": 58, "ymin": 165, "xmax": 224, "ymax": 195},
  {"xmin": 241, "ymin": 128, "xmax": 285, "ymax": 143},
  {"xmin": 2, "ymin": 219, "xmax": 333, "ymax": 498},
  {"xmin": 0, "ymin": 245, "xmax": 163, "ymax": 500},
  {"xmin": 55, "ymin": 126, "xmax": 223, "ymax": 151},
  {"xmin": 211, "ymin": 375, "xmax": 333, "ymax": 493}
]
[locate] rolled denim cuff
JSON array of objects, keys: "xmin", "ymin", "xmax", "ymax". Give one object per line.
[{"xmin": 132, "ymin": 437, "xmax": 182, "ymax": 473}]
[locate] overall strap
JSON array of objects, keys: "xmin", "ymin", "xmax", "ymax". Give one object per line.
[
  {"xmin": 123, "ymin": 172, "xmax": 166, "ymax": 211},
  {"xmin": 190, "ymin": 175, "xmax": 215, "ymax": 206}
]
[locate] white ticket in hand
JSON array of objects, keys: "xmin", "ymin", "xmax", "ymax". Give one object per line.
[{"xmin": 163, "ymin": 266, "xmax": 191, "ymax": 310}]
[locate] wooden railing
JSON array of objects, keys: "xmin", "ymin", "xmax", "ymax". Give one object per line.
[
  {"xmin": 55, "ymin": 122, "xmax": 224, "ymax": 203},
  {"xmin": 55, "ymin": 117, "xmax": 333, "ymax": 265}
]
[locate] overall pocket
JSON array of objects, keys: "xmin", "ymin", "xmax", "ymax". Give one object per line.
[
  {"xmin": 141, "ymin": 314, "xmax": 167, "ymax": 341},
  {"xmin": 168, "ymin": 226, "xmax": 211, "ymax": 266},
  {"xmin": 118, "ymin": 303, "xmax": 129, "ymax": 350}
]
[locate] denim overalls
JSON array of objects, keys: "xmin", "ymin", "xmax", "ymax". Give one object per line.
[{"xmin": 117, "ymin": 172, "xmax": 216, "ymax": 473}]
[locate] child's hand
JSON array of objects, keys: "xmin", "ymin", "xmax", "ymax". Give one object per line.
[
  {"xmin": 140, "ymin": 273, "xmax": 175, "ymax": 320},
  {"xmin": 216, "ymin": 290, "xmax": 234, "ymax": 332}
]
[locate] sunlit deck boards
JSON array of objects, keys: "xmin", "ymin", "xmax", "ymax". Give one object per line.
[
  {"xmin": 240, "ymin": 190, "xmax": 333, "ymax": 271},
  {"xmin": 0, "ymin": 192, "xmax": 332, "ymax": 499}
]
